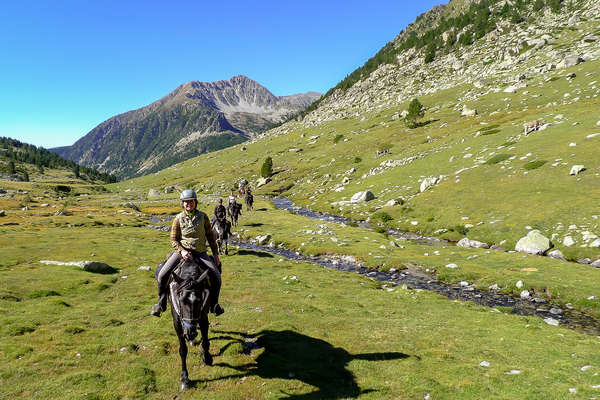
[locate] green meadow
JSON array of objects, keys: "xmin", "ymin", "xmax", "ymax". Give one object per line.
[{"xmin": 2, "ymin": 48, "xmax": 600, "ymax": 400}]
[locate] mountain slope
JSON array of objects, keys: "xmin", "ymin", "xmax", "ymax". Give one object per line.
[{"xmin": 52, "ymin": 76, "xmax": 321, "ymax": 179}]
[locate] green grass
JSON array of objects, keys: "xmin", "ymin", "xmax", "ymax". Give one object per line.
[{"xmin": 2, "ymin": 224, "xmax": 600, "ymax": 399}]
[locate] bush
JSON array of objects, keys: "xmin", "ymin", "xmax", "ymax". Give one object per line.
[
  {"xmin": 333, "ymin": 134, "xmax": 344, "ymax": 144},
  {"xmin": 353, "ymin": 157, "xmax": 362, "ymax": 163},
  {"xmin": 372, "ymin": 211, "xmax": 393, "ymax": 223},
  {"xmin": 524, "ymin": 160, "xmax": 547, "ymax": 170},
  {"xmin": 261, "ymin": 157, "xmax": 273, "ymax": 178},
  {"xmin": 485, "ymin": 154, "xmax": 512, "ymax": 165}
]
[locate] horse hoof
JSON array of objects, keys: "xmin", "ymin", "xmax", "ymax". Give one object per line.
[
  {"xmin": 180, "ymin": 381, "xmax": 190, "ymax": 391},
  {"xmin": 203, "ymin": 352, "xmax": 213, "ymax": 366}
]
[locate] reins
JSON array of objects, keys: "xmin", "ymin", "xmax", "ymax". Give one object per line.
[{"xmin": 170, "ymin": 262, "xmax": 211, "ymax": 325}]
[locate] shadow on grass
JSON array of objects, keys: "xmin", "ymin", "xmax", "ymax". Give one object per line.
[
  {"xmin": 243, "ymin": 223, "xmax": 264, "ymax": 227},
  {"xmin": 207, "ymin": 329, "xmax": 411, "ymax": 399},
  {"xmin": 235, "ymin": 249, "xmax": 274, "ymax": 258}
]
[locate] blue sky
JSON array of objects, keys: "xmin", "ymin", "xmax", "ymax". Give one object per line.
[{"xmin": 0, "ymin": 0, "xmax": 444, "ymax": 148}]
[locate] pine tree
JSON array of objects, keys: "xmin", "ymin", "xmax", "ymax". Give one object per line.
[
  {"xmin": 261, "ymin": 157, "xmax": 273, "ymax": 178},
  {"xmin": 405, "ymin": 98, "xmax": 425, "ymax": 129},
  {"xmin": 9, "ymin": 160, "xmax": 15, "ymax": 174}
]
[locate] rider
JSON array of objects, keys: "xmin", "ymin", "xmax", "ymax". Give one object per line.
[
  {"xmin": 212, "ymin": 198, "xmax": 227, "ymax": 227},
  {"xmin": 151, "ymin": 189, "xmax": 225, "ymax": 317},
  {"xmin": 228, "ymin": 190, "xmax": 237, "ymax": 206}
]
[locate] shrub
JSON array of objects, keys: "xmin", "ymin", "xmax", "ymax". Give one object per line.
[
  {"xmin": 261, "ymin": 157, "xmax": 273, "ymax": 178},
  {"xmin": 353, "ymin": 157, "xmax": 362, "ymax": 163},
  {"xmin": 524, "ymin": 160, "xmax": 547, "ymax": 170},
  {"xmin": 404, "ymin": 98, "xmax": 425, "ymax": 129},
  {"xmin": 485, "ymin": 154, "xmax": 512, "ymax": 165},
  {"xmin": 453, "ymin": 224, "xmax": 469, "ymax": 235},
  {"xmin": 333, "ymin": 134, "xmax": 344, "ymax": 144},
  {"xmin": 372, "ymin": 211, "xmax": 393, "ymax": 223},
  {"xmin": 28, "ymin": 289, "xmax": 60, "ymax": 298}
]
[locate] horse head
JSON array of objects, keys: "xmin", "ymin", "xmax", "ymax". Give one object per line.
[{"xmin": 171, "ymin": 258, "xmax": 211, "ymax": 344}]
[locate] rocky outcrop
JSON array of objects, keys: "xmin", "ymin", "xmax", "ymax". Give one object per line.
[{"xmin": 350, "ymin": 191, "xmax": 375, "ymax": 203}]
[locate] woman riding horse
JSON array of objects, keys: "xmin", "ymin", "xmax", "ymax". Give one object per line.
[{"xmin": 151, "ymin": 189, "xmax": 224, "ymax": 317}]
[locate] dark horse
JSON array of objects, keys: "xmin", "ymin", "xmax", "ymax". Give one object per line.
[
  {"xmin": 212, "ymin": 217, "xmax": 231, "ymax": 255},
  {"xmin": 244, "ymin": 192, "xmax": 253, "ymax": 211},
  {"xmin": 157, "ymin": 257, "xmax": 214, "ymax": 391},
  {"xmin": 227, "ymin": 201, "xmax": 242, "ymax": 226}
]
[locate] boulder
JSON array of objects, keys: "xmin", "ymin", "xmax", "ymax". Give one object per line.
[
  {"xmin": 557, "ymin": 55, "xmax": 583, "ymax": 69},
  {"xmin": 148, "ymin": 189, "xmax": 161, "ymax": 198},
  {"xmin": 122, "ymin": 202, "xmax": 140, "ymax": 212},
  {"xmin": 350, "ymin": 191, "xmax": 375, "ymax": 203},
  {"xmin": 420, "ymin": 176, "xmax": 441, "ymax": 193},
  {"xmin": 591, "ymin": 259, "xmax": 600, "ymax": 268},
  {"xmin": 590, "ymin": 239, "xmax": 600, "ymax": 248},
  {"xmin": 256, "ymin": 234, "xmax": 271, "ymax": 246},
  {"xmin": 569, "ymin": 165, "xmax": 586, "ymax": 175},
  {"xmin": 256, "ymin": 177, "xmax": 271, "ymax": 187},
  {"xmin": 582, "ymin": 35, "xmax": 599, "ymax": 43},
  {"xmin": 164, "ymin": 185, "xmax": 179, "ymax": 194},
  {"xmin": 563, "ymin": 236, "xmax": 575, "ymax": 247},
  {"xmin": 385, "ymin": 199, "xmax": 398, "ymax": 207},
  {"xmin": 0, "ymin": 210, "xmax": 5, "ymax": 217},
  {"xmin": 461, "ymin": 107, "xmax": 477, "ymax": 117},
  {"xmin": 457, "ymin": 238, "xmax": 490, "ymax": 249},
  {"xmin": 81, "ymin": 261, "xmax": 117, "ymax": 274},
  {"xmin": 515, "ymin": 230, "xmax": 553, "ymax": 255},
  {"xmin": 547, "ymin": 249, "xmax": 566, "ymax": 261}
]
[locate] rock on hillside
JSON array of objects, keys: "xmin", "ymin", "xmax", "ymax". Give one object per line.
[{"xmin": 52, "ymin": 76, "xmax": 321, "ymax": 179}]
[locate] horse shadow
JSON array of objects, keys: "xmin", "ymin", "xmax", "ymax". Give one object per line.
[{"xmin": 206, "ymin": 329, "xmax": 412, "ymax": 399}]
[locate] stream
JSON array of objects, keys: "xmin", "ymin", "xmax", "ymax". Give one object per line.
[{"xmin": 145, "ymin": 200, "xmax": 600, "ymax": 335}]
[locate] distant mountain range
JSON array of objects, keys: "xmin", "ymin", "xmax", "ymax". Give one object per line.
[{"xmin": 51, "ymin": 75, "xmax": 321, "ymax": 179}]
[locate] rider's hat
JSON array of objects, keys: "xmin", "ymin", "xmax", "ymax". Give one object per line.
[{"xmin": 180, "ymin": 189, "xmax": 197, "ymax": 201}]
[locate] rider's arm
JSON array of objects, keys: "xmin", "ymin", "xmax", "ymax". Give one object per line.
[
  {"xmin": 204, "ymin": 214, "xmax": 219, "ymax": 256},
  {"xmin": 170, "ymin": 217, "xmax": 185, "ymax": 252}
]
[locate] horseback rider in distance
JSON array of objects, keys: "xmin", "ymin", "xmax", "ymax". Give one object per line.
[
  {"xmin": 151, "ymin": 189, "xmax": 225, "ymax": 317},
  {"xmin": 212, "ymin": 198, "xmax": 227, "ymax": 228}
]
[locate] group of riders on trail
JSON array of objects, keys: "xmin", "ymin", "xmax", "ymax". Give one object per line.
[{"xmin": 150, "ymin": 185, "xmax": 252, "ymax": 319}]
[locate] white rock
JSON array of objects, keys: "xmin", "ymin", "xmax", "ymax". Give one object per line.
[
  {"xmin": 520, "ymin": 290, "xmax": 530, "ymax": 299},
  {"xmin": 460, "ymin": 281, "xmax": 469, "ymax": 287},
  {"xmin": 589, "ymin": 239, "xmax": 600, "ymax": 248},
  {"xmin": 457, "ymin": 238, "xmax": 489, "ymax": 249},
  {"xmin": 489, "ymin": 284, "xmax": 499, "ymax": 290},
  {"xmin": 581, "ymin": 365, "xmax": 592, "ymax": 372},
  {"xmin": 411, "ymin": 221, "xmax": 419, "ymax": 226},
  {"xmin": 420, "ymin": 176, "xmax": 441, "ymax": 193},
  {"xmin": 515, "ymin": 230, "xmax": 553, "ymax": 255},
  {"xmin": 563, "ymin": 236, "xmax": 575, "ymax": 247},
  {"xmin": 516, "ymin": 280, "xmax": 523, "ymax": 289},
  {"xmin": 138, "ymin": 266, "xmax": 152, "ymax": 271},
  {"xmin": 569, "ymin": 388, "xmax": 577, "ymax": 394},
  {"xmin": 480, "ymin": 361, "xmax": 490, "ymax": 367},
  {"xmin": 445, "ymin": 263, "xmax": 459, "ymax": 269},
  {"xmin": 506, "ymin": 370, "xmax": 521, "ymax": 375},
  {"xmin": 547, "ymin": 249, "xmax": 566, "ymax": 261},
  {"xmin": 587, "ymin": 133, "xmax": 600, "ymax": 139},
  {"xmin": 350, "ymin": 190, "xmax": 375, "ymax": 203},
  {"xmin": 570, "ymin": 165, "xmax": 585, "ymax": 175},
  {"xmin": 544, "ymin": 318, "xmax": 559, "ymax": 326}
]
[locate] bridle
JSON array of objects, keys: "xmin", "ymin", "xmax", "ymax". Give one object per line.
[{"xmin": 169, "ymin": 263, "xmax": 211, "ymax": 327}]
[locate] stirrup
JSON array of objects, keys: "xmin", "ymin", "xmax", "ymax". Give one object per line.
[
  {"xmin": 213, "ymin": 304, "xmax": 225, "ymax": 316},
  {"xmin": 151, "ymin": 303, "xmax": 162, "ymax": 317}
]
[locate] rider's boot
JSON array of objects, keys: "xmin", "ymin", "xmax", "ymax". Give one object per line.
[{"xmin": 150, "ymin": 293, "xmax": 167, "ymax": 317}]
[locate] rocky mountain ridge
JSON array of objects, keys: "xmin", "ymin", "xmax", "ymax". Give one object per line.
[
  {"xmin": 52, "ymin": 76, "xmax": 320, "ymax": 179},
  {"xmin": 269, "ymin": 0, "xmax": 600, "ymax": 131}
]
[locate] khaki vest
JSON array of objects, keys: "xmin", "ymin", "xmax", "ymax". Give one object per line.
[{"xmin": 176, "ymin": 210, "xmax": 208, "ymax": 252}]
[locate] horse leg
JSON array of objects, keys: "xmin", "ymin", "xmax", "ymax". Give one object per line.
[
  {"xmin": 200, "ymin": 314, "xmax": 212, "ymax": 366},
  {"xmin": 175, "ymin": 319, "xmax": 191, "ymax": 390}
]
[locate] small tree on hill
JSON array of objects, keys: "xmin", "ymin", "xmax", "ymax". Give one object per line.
[
  {"xmin": 8, "ymin": 160, "xmax": 15, "ymax": 174},
  {"xmin": 261, "ymin": 157, "xmax": 273, "ymax": 178},
  {"xmin": 404, "ymin": 98, "xmax": 425, "ymax": 129},
  {"xmin": 23, "ymin": 171, "xmax": 29, "ymax": 182},
  {"xmin": 73, "ymin": 165, "xmax": 80, "ymax": 179}
]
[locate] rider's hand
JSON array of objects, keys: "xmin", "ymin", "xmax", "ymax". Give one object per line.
[{"xmin": 181, "ymin": 249, "xmax": 192, "ymax": 260}]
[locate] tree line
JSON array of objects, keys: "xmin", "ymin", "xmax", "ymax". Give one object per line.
[{"xmin": 0, "ymin": 137, "xmax": 118, "ymax": 183}]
